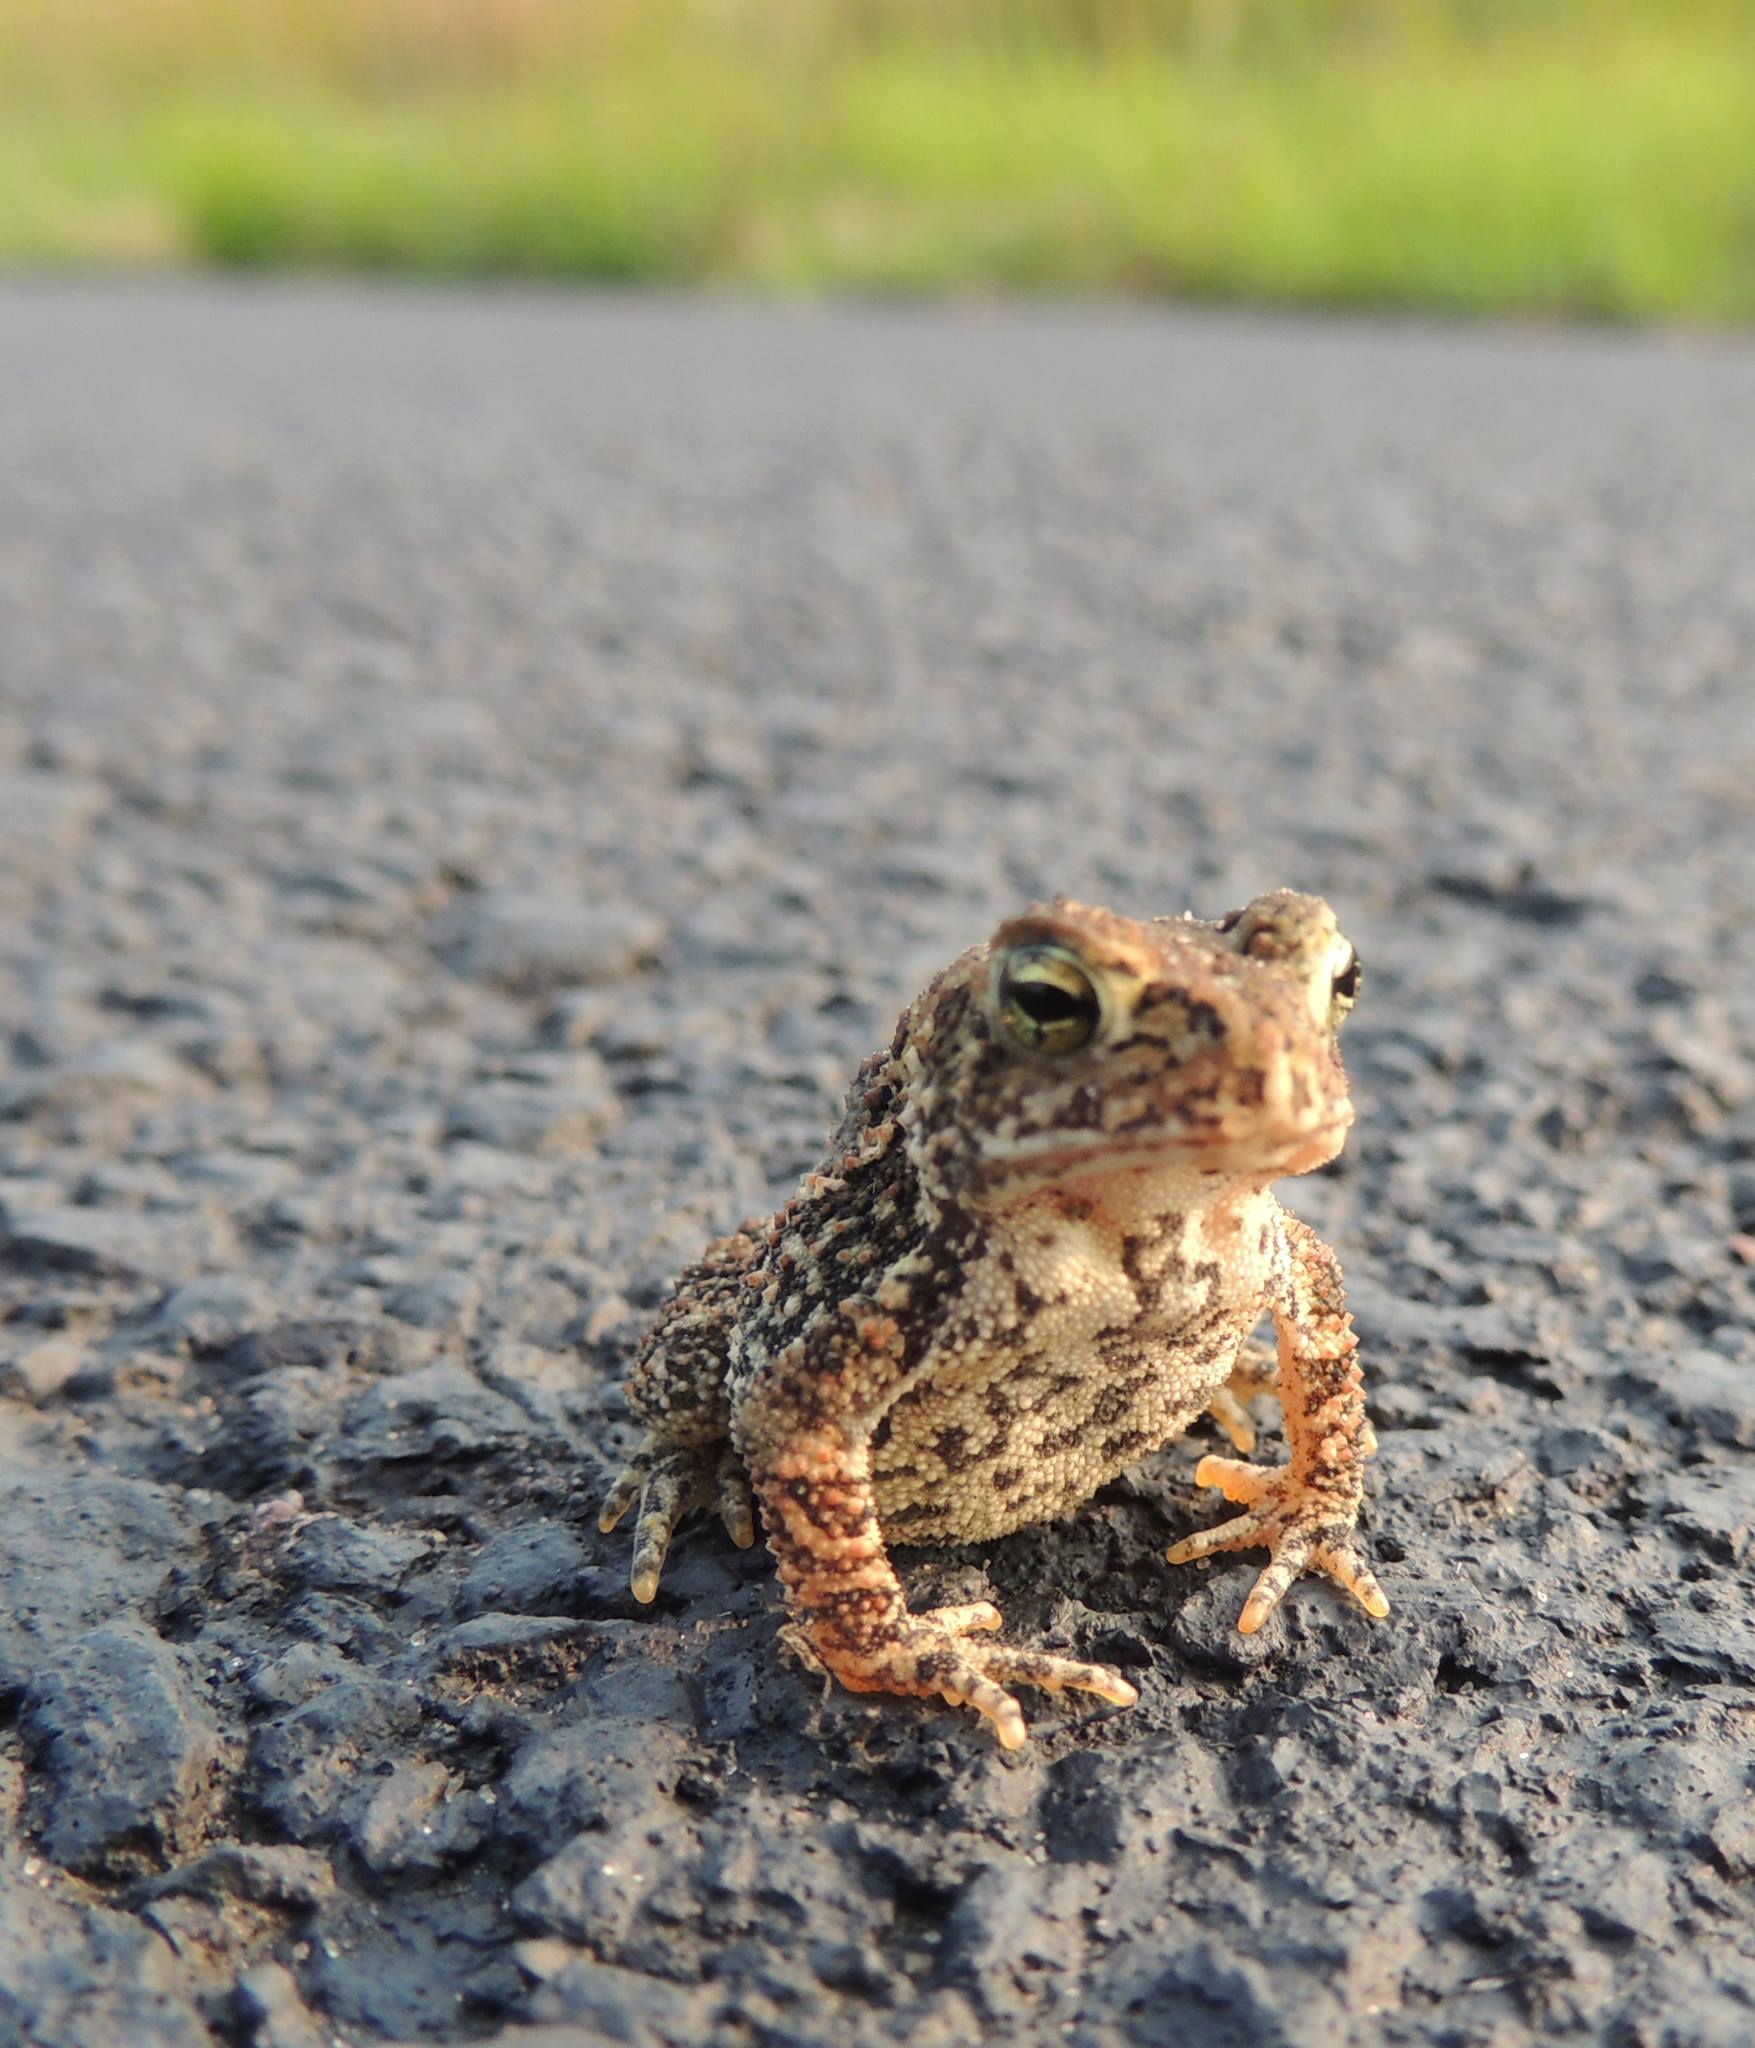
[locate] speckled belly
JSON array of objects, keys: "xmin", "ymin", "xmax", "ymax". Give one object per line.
[{"xmin": 869, "ymin": 1299, "xmax": 1259, "ymax": 1545}]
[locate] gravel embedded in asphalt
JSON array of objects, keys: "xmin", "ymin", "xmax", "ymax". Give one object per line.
[{"xmin": 0, "ymin": 280, "xmax": 1753, "ymax": 2047}]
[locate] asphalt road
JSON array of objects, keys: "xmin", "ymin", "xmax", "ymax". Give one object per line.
[{"xmin": 1, "ymin": 281, "xmax": 1753, "ymax": 2048}]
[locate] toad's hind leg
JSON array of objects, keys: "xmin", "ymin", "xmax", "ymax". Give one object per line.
[
  {"xmin": 598, "ymin": 1228, "xmax": 761, "ymax": 1600},
  {"xmin": 600, "ymin": 1440, "xmax": 754, "ymax": 1602}
]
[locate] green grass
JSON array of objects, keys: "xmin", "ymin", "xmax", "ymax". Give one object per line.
[{"xmin": 4, "ymin": 3, "xmax": 1755, "ymax": 319}]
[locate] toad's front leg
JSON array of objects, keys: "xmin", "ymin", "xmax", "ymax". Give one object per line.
[
  {"xmin": 736, "ymin": 1365, "xmax": 1136, "ymax": 1750},
  {"xmin": 1169, "ymin": 1213, "xmax": 1389, "ymax": 1632}
]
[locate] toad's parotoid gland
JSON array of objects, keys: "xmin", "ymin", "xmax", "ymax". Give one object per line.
[{"xmin": 602, "ymin": 891, "xmax": 1390, "ymax": 1748}]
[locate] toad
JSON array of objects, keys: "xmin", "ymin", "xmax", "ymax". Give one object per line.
[{"xmin": 601, "ymin": 891, "xmax": 1389, "ymax": 1747}]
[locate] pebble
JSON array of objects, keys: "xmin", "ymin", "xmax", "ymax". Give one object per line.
[
  {"xmin": 0, "ymin": 1207, "xmax": 205, "ymax": 1285},
  {"xmin": 341, "ymin": 1361, "xmax": 536, "ymax": 1464},
  {"xmin": 351, "ymin": 1760, "xmax": 483, "ymax": 1879},
  {"xmin": 232, "ymin": 1961, "xmax": 332, "ymax": 2048},
  {"xmin": 1, "ymin": 1336, "xmax": 91, "ymax": 1405},
  {"xmin": 442, "ymin": 1074, "xmax": 620, "ymax": 1154},
  {"xmin": 0, "ymin": 771, "xmax": 105, "ymax": 861},
  {"xmin": 383, "ymin": 1270, "xmax": 481, "ymax": 1334},
  {"xmin": 435, "ymin": 892, "xmax": 666, "ymax": 994},
  {"xmin": 22, "ymin": 1625, "xmax": 226, "ymax": 1873},
  {"xmin": 459, "ymin": 1522, "xmax": 592, "ymax": 1617},
  {"xmin": 0, "ymin": 1040, "xmax": 197, "ymax": 1117},
  {"xmin": 151, "ymin": 1275, "xmax": 267, "ymax": 1350}
]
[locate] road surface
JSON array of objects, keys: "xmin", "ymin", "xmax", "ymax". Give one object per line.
[{"xmin": 1, "ymin": 282, "xmax": 1752, "ymax": 2047}]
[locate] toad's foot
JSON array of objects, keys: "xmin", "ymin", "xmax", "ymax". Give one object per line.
[
  {"xmin": 599, "ymin": 1439, "xmax": 755, "ymax": 1603},
  {"xmin": 797, "ymin": 1601, "xmax": 1138, "ymax": 1753},
  {"xmin": 1166, "ymin": 1455, "xmax": 1390, "ymax": 1634},
  {"xmin": 1203, "ymin": 1341, "xmax": 1279, "ymax": 1455}
]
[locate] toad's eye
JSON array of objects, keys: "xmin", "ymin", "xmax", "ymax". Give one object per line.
[
  {"xmin": 1330, "ymin": 946, "xmax": 1362, "ymax": 1023},
  {"xmin": 996, "ymin": 944, "xmax": 1103, "ymax": 1055}
]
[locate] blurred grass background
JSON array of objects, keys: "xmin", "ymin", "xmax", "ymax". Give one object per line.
[{"xmin": 3, "ymin": 0, "xmax": 1754, "ymax": 318}]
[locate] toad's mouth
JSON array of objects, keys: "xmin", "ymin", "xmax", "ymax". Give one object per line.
[{"xmin": 977, "ymin": 1115, "xmax": 1352, "ymax": 1193}]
